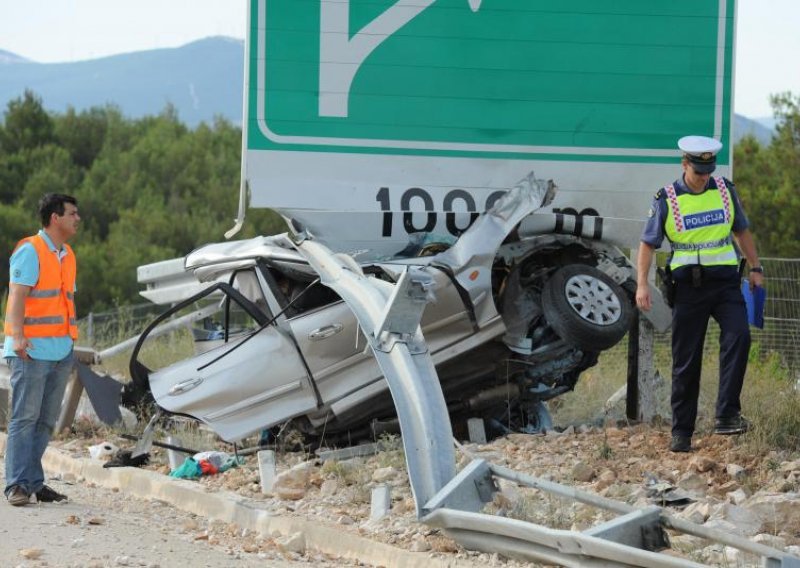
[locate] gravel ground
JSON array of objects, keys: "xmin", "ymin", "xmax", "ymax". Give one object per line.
[{"xmin": 0, "ymin": 460, "xmax": 369, "ymax": 568}]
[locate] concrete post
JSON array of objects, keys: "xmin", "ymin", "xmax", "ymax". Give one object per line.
[
  {"xmin": 467, "ymin": 417, "xmax": 487, "ymax": 444},
  {"xmin": 627, "ymin": 245, "xmax": 661, "ymax": 423},
  {"xmin": 166, "ymin": 436, "xmax": 189, "ymax": 470},
  {"xmin": 636, "ymin": 316, "xmax": 659, "ymax": 422},
  {"xmin": 370, "ymin": 484, "xmax": 391, "ymax": 520},
  {"xmin": 257, "ymin": 450, "xmax": 277, "ymax": 494}
]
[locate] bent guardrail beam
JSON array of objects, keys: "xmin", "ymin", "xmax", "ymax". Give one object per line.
[
  {"xmin": 291, "ymin": 237, "xmax": 454, "ymax": 517},
  {"xmin": 423, "ymin": 458, "xmax": 800, "ymax": 567}
]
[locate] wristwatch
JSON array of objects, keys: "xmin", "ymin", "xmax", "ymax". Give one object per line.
[{"xmin": 750, "ymin": 266, "xmax": 764, "ymax": 274}]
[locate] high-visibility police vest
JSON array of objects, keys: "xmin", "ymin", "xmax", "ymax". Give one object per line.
[
  {"xmin": 3, "ymin": 234, "xmax": 78, "ymax": 339},
  {"xmin": 663, "ymin": 177, "xmax": 739, "ymax": 271}
]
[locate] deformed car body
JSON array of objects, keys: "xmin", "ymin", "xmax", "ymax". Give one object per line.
[{"xmin": 128, "ymin": 177, "xmax": 658, "ymax": 446}]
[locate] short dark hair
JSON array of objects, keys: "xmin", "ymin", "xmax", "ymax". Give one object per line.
[{"xmin": 39, "ymin": 193, "xmax": 78, "ymax": 227}]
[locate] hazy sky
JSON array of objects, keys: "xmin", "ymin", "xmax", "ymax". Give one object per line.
[{"xmin": 0, "ymin": 0, "xmax": 796, "ymax": 119}]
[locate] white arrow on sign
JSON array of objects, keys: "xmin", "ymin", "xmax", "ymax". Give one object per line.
[{"xmin": 319, "ymin": 0, "xmax": 483, "ymax": 118}]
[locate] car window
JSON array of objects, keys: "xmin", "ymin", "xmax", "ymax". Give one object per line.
[
  {"xmin": 133, "ymin": 277, "xmax": 269, "ymax": 374},
  {"xmin": 261, "ymin": 263, "xmax": 342, "ymax": 318},
  {"xmin": 284, "ymin": 280, "xmax": 341, "ymax": 317},
  {"xmin": 232, "ymin": 269, "xmax": 270, "ymax": 317}
]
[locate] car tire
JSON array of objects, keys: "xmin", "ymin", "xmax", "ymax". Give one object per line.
[{"xmin": 542, "ymin": 264, "xmax": 633, "ymax": 351}]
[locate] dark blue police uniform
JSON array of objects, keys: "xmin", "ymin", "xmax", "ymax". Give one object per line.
[{"xmin": 641, "ymin": 177, "xmax": 750, "ymax": 438}]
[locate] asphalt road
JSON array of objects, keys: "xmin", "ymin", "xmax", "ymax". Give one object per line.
[{"xmin": 0, "ymin": 462, "xmax": 340, "ymax": 568}]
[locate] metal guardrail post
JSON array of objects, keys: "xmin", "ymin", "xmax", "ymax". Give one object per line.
[{"xmin": 55, "ymin": 365, "xmax": 83, "ymax": 433}]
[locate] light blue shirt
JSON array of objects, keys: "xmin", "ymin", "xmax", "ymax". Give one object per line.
[{"xmin": 3, "ymin": 230, "xmax": 74, "ymax": 361}]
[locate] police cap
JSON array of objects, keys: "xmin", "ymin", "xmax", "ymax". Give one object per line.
[{"xmin": 678, "ymin": 135, "xmax": 722, "ymax": 174}]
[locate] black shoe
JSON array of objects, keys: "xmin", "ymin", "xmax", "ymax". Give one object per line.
[
  {"xmin": 714, "ymin": 415, "xmax": 750, "ymax": 435},
  {"xmin": 6, "ymin": 485, "xmax": 30, "ymax": 507},
  {"xmin": 670, "ymin": 435, "xmax": 692, "ymax": 453},
  {"xmin": 35, "ymin": 485, "xmax": 68, "ymax": 503}
]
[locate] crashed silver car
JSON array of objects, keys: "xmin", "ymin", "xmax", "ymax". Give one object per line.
[{"xmin": 127, "ymin": 177, "xmax": 637, "ymax": 446}]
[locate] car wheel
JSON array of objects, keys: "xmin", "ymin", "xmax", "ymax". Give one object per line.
[{"xmin": 541, "ymin": 264, "xmax": 633, "ymax": 351}]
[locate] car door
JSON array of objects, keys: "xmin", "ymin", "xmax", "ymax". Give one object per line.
[
  {"xmin": 259, "ymin": 265, "xmax": 373, "ymax": 403},
  {"xmin": 130, "ymin": 270, "xmax": 319, "ymax": 442},
  {"xmin": 286, "ymin": 298, "xmax": 368, "ymax": 381}
]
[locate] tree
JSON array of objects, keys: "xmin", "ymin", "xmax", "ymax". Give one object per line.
[
  {"xmin": 0, "ymin": 152, "xmax": 30, "ymax": 204},
  {"xmin": 0, "ymin": 202, "xmax": 38, "ymax": 300},
  {"xmin": 0, "ymin": 90, "xmax": 55, "ymax": 154},
  {"xmin": 54, "ymin": 105, "xmax": 120, "ymax": 170},
  {"xmin": 734, "ymin": 92, "xmax": 800, "ymax": 257}
]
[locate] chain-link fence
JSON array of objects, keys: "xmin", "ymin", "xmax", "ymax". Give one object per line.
[
  {"xmin": 758, "ymin": 258, "xmax": 800, "ymax": 371},
  {"xmin": 597, "ymin": 257, "xmax": 800, "ymax": 381},
  {"xmin": 78, "ymin": 302, "xmax": 167, "ymax": 349}
]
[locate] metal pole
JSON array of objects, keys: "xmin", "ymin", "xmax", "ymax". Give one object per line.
[
  {"xmin": 87, "ymin": 312, "xmax": 94, "ymax": 347},
  {"xmin": 626, "ymin": 311, "xmax": 640, "ymax": 420}
]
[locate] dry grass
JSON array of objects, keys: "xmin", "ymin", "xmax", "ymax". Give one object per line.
[
  {"xmin": 99, "ymin": 328, "xmax": 195, "ymax": 380},
  {"xmin": 320, "ymin": 459, "xmax": 365, "ymax": 486},
  {"xmin": 740, "ymin": 352, "xmax": 800, "ymax": 453},
  {"xmin": 550, "ymin": 336, "xmax": 800, "ymax": 454},
  {"xmin": 374, "ymin": 433, "xmax": 406, "ymax": 469}
]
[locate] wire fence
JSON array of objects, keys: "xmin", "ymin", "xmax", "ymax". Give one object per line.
[
  {"xmin": 79, "ymin": 302, "xmax": 167, "ymax": 349},
  {"xmin": 597, "ymin": 257, "xmax": 800, "ymax": 381},
  {"xmin": 758, "ymin": 258, "xmax": 800, "ymax": 371}
]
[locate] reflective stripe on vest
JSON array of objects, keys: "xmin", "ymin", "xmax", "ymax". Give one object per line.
[
  {"xmin": 2, "ymin": 234, "xmax": 78, "ymax": 340},
  {"xmin": 28, "ymin": 288, "xmax": 61, "ymax": 298},
  {"xmin": 670, "ymin": 249, "xmax": 739, "ymax": 269},
  {"xmin": 671, "ymin": 235, "xmax": 733, "ymax": 251},
  {"xmin": 24, "ymin": 316, "xmax": 66, "ymax": 325},
  {"xmin": 663, "ymin": 178, "xmax": 738, "ymax": 271}
]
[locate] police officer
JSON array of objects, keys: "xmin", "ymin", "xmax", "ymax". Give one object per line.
[{"xmin": 636, "ymin": 136, "xmax": 764, "ymax": 453}]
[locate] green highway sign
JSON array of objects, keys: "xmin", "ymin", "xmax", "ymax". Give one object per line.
[{"xmin": 247, "ymin": 0, "xmax": 734, "ymax": 161}]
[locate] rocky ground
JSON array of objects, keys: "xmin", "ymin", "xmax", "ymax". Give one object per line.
[{"xmin": 51, "ymin": 421, "xmax": 800, "ymax": 567}]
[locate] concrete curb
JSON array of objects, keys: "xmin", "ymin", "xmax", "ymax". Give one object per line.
[{"xmin": 0, "ymin": 433, "xmax": 478, "ymax": 568}]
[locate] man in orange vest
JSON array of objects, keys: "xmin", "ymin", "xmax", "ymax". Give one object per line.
[{"xmin": 3, "ymin": 194, "xmax": 80, "ymax": 506}]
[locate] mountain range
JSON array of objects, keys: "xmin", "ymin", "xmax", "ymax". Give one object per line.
[
  {"xmin": 0, "ymin": 37, "xmax": 243, "ymax": 128},
  {"xmin": 0, "ymin": 36, "xmax": 776, "ymax": 145}
]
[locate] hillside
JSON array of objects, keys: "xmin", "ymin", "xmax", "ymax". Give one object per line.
[
  {"xmin": 0, "ymin": 37, "xmax": 243, "ymax": 127},
  {"xmin": 0, "ymin": 49, "xmax": 29, "ymax": 64},
  {"xmin": 735, "ymin": 114, "xmax": 775, "ymax": 146}
]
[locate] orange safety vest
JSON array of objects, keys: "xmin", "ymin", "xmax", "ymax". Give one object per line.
[{"xmin": 3, "ymin": 234, "xmax": 78, "ymax": 340}]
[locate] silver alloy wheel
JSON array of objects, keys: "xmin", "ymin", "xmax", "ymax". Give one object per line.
[
  {"xmin": 563, "ymin": 274, "xmax": 622, "ymax": 326},
  {"xmin": 542, "ymin": 264, "xmax": 633, "ymax": 352}
]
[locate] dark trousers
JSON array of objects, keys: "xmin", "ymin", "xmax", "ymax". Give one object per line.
[{"xmin": 670, "ymin": 278, "xmax": 750, "ymax": 437}]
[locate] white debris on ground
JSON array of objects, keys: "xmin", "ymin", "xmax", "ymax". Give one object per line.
[{"xmin": 54, "ymin": 424, "xmax": 800, "ymax": 567}]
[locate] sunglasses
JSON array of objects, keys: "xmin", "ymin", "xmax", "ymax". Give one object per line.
[{"xmin": 691, "ymin": 166, "xmax": 713, "ymax": 176}]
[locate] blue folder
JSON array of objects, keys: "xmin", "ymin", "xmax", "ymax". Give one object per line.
[{"xmin": 741, "ymin": 279, "xmax": 766, "ymax": 329}]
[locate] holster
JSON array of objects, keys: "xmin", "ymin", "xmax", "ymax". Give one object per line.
[{"xmin": 656, "ymin": 266, "xmax": 675, "ymax": 308}]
